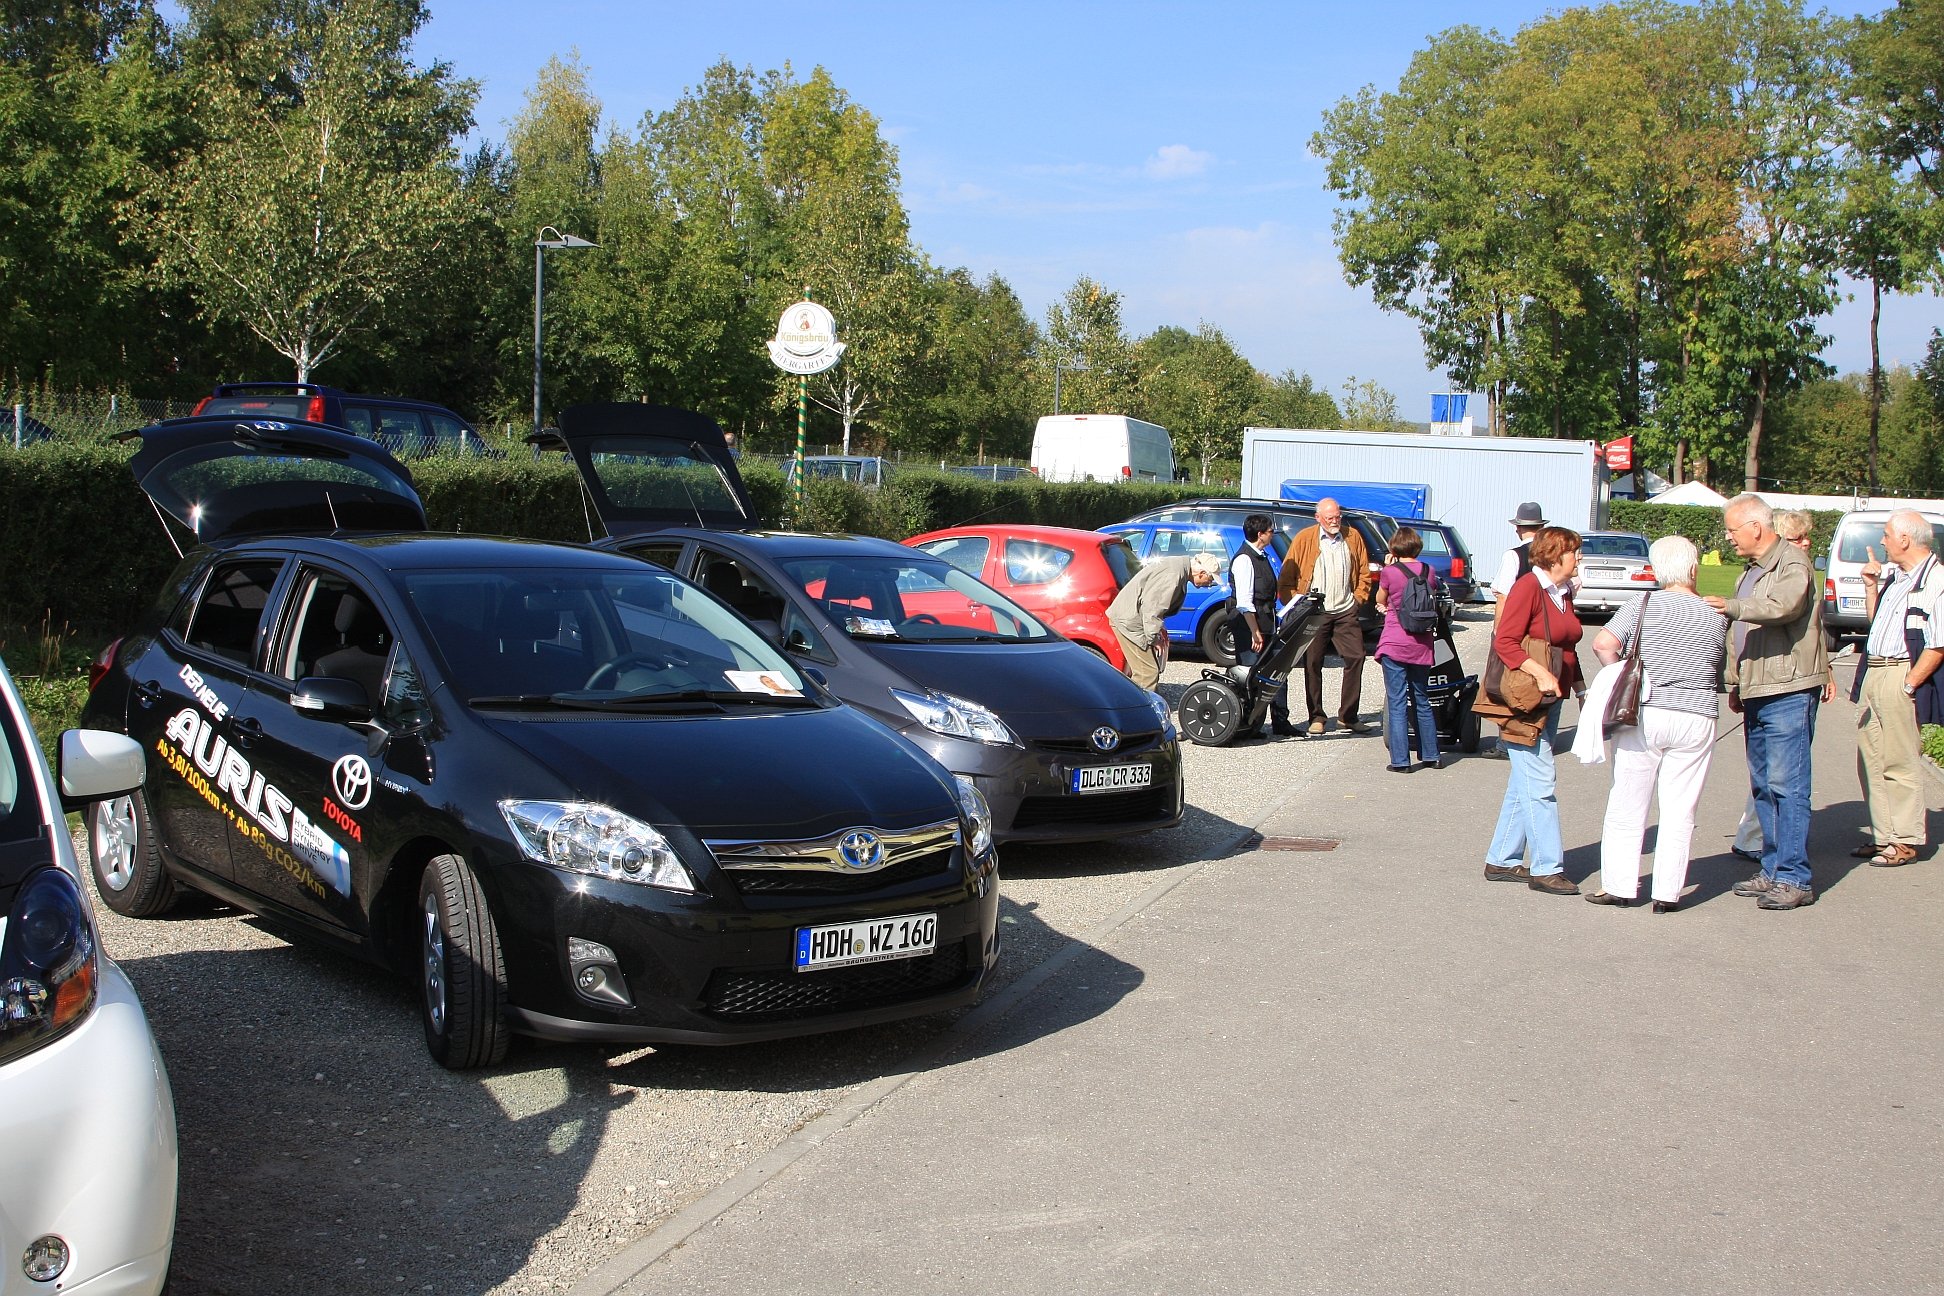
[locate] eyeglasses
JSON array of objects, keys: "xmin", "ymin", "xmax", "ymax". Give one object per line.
[{"xmin": 1726, "ymin": 518, "xmax": 1762, "ymax": 534}]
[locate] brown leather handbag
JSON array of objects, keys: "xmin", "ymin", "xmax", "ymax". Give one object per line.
[{"xmin": 1483, "ymin": 580, "xmax": 1564, "ymax": 708}]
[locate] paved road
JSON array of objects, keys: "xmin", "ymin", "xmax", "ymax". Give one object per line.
[
  {"xmin": 98, "ymin": 616, "xmax": 1414, "ymax": 1295},
  {"xmin": 578, "ymin": 648, "xmax": 1944, "ymax": 1295}
]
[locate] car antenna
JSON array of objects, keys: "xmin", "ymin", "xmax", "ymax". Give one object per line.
[{"xmin": 324, "ymin": 489, "xmax": 341, "ymax": 532}]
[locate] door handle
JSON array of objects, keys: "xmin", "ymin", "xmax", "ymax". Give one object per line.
[
  {"xmin": 133, "ymin": 680, "xmax": 162, "ymax": 708},
  {"xmin": 232, "ymin": 717, "xmax": 264, "ymax": 748}
]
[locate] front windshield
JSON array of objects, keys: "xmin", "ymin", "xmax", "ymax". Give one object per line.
[
  {"xmin": 403, "ymin": 567, "xmax": 810, "ymax": 704},
  {"xmin": 779, "ymin": 555, "xmax": 1053, "ymax": 644}
]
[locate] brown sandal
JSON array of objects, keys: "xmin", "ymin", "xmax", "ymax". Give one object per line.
[{"xmin": 1869, "ymin": 843, "xmax": 1920, "ymax": 868}]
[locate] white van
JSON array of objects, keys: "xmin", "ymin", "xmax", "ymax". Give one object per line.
[
  {"xmin": 1824, "ymin": 508, "xmax": 1944, "ymax": 646},
  {"xmin": 1030, "ymin": 415, "xmax": 1176, "ymax": 483}
]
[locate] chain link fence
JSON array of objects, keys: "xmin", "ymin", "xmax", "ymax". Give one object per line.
[{"xmin": 0, "ymin": 391, "xmax": 201, "ymax": 448}]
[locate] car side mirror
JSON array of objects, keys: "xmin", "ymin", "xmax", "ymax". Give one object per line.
[
  {"xmin": 57, "ymin": 729, "xmax": 146, "ymax": 810},
  {"xmin": 293, "ymin": 676, "xmax": 373, "ymax": 720}
]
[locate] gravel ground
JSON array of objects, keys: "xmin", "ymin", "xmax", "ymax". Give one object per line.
[{"xmin": 92, "ymin": 609, "xmax": 1500, "ymax": 1296}]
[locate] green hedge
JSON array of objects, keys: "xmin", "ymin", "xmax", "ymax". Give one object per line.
[
  {"xmin": 1607, "ymin": 500, "xmax": 1842, "ymax": 560},
  {"xmin": 0, "ymin": 445, "xmax": 1229, "ymax": 635}
]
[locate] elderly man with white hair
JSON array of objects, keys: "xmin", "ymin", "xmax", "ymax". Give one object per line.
[
  {"xmin": 1584, "ymin": 536, "xmax": 1728, "ymax": 911},
  {"xmin": 1851, "ymin": 509, "xmax": 1944, "ymax": 868},
  {"xmin": 1705, "ymin": 493, "xmax": 1828, "ymax": 910},
  {"xmin": 1107, "ymin": 551, "xmax": 1220, "ymax": 692}
]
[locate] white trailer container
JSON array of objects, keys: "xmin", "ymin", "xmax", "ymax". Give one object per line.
[
  {"xmin": 1031, "ymin": 415, "xmax": 1176, "ymax": 483},
  {"xmin": 1241, "ymin": 428, "xmax": 1606, "ymax": 572}
]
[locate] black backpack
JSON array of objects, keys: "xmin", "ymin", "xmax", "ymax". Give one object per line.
[{"xmin": 1396, "ymin": 561, "xmax": 1439, "ymax": 634}]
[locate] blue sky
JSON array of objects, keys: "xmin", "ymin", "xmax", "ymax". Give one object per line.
[{"xmin": 420, "ymin": 0, "xmax": 1938, "ymax": 423}]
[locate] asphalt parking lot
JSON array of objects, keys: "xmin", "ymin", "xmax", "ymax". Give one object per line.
[{"xmin": 98, "ymin": 615, "xmax": 1418, "ymax": 1295}]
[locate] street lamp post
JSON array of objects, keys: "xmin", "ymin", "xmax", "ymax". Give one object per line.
[
  {"xmin": 533, "ymin": 226, "xmax": 598, "ymax": 434},
  {"xmin": 1053, "ymin": 355, "xmax": 1090, "ymax": 415}
]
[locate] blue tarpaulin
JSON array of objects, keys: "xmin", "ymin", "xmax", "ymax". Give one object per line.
[{"xmin": 1278, "ymin": 479, "xmax": 1430, "ymax": 519}]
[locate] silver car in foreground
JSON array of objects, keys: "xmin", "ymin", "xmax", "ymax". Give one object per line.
[
  {"xmin": 1574, "ymin": 531, "xmax": 1656, "ymax": 617},
  {"xmin": 0, "ymin": 656, "xmax": 177, "ymax": 1292}
]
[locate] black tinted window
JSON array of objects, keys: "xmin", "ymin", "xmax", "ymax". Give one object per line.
[
  {"xmin": 186, "ymin": 560, "xmax": 283, "ymax": 666},
  {"xmin": 1103, "ymin": 539, "xmax": 1139, "ymax": 586}
]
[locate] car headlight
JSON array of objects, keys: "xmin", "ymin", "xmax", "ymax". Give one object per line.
[
  {"xmin": 0, "ymin": 867, "xmax": 99, "ymax": 1067},
  {"xmin": 891, "ymin": 687, "xmax": 1020, "ymax": 746},
  {"xmin": 498, "ymin": 801, "xmax": 697, "ymax": 892},
  {"xmin": 953, "ymin": 774, "xmax": 994, "ymax": 858},
  {"xmin": 1146, "ymin": 689, "xmax": 1177, "ymax": 740}
]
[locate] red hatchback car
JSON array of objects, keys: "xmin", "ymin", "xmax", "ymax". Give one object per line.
[{"xmin": 904, "ymin": 525, "xmax": 1141, "ymax": 671}]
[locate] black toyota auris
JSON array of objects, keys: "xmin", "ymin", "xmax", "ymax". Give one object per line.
[{"xmin": 80, "ymin": 417, "xmax": 999, "ymax": 1068}]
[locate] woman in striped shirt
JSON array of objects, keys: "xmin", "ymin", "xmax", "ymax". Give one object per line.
[{"xmin": 1585, "ymin": 535, "xmax": 1729, "ymax": 911}]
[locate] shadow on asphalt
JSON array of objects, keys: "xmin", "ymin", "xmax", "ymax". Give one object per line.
[{"xmin": 123, "ymin": 885, "xmax": 1136, "ymax": 1293}]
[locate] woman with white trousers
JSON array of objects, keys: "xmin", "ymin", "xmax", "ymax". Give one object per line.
[{"xmin": 1585, "ymin": 535, "xmax": 1729, "ymax": 912}]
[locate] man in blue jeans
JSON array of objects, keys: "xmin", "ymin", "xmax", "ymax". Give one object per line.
[{"xmin": 1706, "ymin": 494, "xmax": 1830, "ymax": 910}]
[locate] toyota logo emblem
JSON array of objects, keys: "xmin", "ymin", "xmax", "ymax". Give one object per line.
[
  {"xmin": 838, "ymin": 829, "xmax": 884, "ymax": 871},
  {"xmin": 331, "ymin": 754, "xmax": 373, "ymax": 810},
  {"xmin": 1090, "ymin": 727, "xmax": 1121, "ymax": 753}
]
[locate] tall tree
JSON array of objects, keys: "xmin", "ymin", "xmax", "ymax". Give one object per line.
[
  {"xmin": 900, "ymin": 266, "xmax": 1040, "ymax": 460},
  {"xmin": 0, "ymin": 1, "xmax": 192, "ymax": 390},
  {"xmin": 1041, "ymin": 276, "xmax": 1136, "ymax": 414},
  {"xmin": 1133, "ymin": 323, "xmax": 1258, "ymax": 481},
  {"xmin": 129, "ymin": 0, "xmax": 476, "ymax": 380},
  {"xmin": 1254, "ymin": 369, "xmax": 1342, "ymax": 429},
  {"xmin": 764, "ymin": 66, "xmax": 918, "ymax": 455}
]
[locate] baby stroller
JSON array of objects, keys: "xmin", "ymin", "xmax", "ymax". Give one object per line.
[
  {"xmin": 1415, "ymin": 594, "xmax": 1484, "ymax": 754},
  {"xmin": 1176, "ymin": 593, "xmax": 1326, "ymax": 745}
]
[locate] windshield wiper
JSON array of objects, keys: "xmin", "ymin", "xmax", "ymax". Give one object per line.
[
  {"xmin": 468, "ymin": 693, "xmax": 575, "ymax": 709},
  {"xmin": 557, "ymin": 689, "xmax": 818, "ymax": 711}
]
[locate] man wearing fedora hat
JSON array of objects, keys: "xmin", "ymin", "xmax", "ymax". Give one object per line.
[{"xmin": 1481, "ymin": 503, "xmax": 1551, "ymax": 759}]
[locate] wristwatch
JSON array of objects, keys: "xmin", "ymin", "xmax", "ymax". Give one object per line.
[{"xmin": 1903, "ymin": 681, "xmax": 1918, "ymax": 698}]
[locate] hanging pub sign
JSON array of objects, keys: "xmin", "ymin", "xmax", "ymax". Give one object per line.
[{"xmin": 767, "ymin": 300, "xmax": 845, "ymax": 375}]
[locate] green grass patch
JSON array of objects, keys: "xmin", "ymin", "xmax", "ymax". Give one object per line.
[{"xmin": 1694, "ymin": 560, "xmax": 1741, "ymax": 599}]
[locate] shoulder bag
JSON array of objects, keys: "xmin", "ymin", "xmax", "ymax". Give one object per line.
[
  {"xmin": 1602, "ymin": 593, "xmax": 1649, "ymax": 729},
  {"xmin": 1483, "ymin": 576, "xmax": 1565, "ymax": 708}
]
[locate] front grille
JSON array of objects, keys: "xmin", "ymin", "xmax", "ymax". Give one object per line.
[
  {"xmin": 728, "ymin": 848, "xmax": 956, "ymax": 895},
  {"xmin": 1011, "ymin": 783, "xmax": 1176, "ymax": 829},
  {"xmin": 1035, "ymin": 728, "xmax": 1162, "ymax": 755},
  {"xmin": 702, "ymin": 943, "xmax": 971, "ymax": 1021}
]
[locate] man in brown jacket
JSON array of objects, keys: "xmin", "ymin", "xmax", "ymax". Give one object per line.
[{"xmin": 1275, "ymin": 498, "xmax": 1371, "ymax": 733}]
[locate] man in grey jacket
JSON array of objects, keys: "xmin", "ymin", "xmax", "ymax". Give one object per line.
[
  {"xmin": 1108, "ymin": 553, "xmax": 1219, "ymax": 691},
  {"xmin": 1706, "ymin": 493, "xmax": 1829, "ymax": 910}
]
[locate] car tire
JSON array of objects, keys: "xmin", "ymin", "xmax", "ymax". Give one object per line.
[
  {"xmin": 1178, "ymin": 679, "xmax": 1243, "ymax": 746},
  {"xmin": 1198, "ymin": 614, "xmax": 1238, "ymax": 666},
  {"xmin": 86, "ymin": 791, "xmax": 178, "ymax": 917},
  {"xmin": 1459, "ymin": 701, "xmax": 1483, "ymax": 753},
  {"xmin": 1824, "ymin": 625, "xmax": 1843, "ymax": 654},
  {"xmin": 418, "ymin": 854, "xmax": 509, "ymax": 1070}
]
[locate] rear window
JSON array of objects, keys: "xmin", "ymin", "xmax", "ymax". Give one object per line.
[
  {"xmin": 1583, "ymin": 535, "xmax": 1649, "ymax": 558},
  {"xmin": 201, "ymin": 395, "xmax": 315, "ymax": 419},
  {"xmin": 1103, "ymin": 539, "xmax": 1139, "ymax": 586},
  {"xmin": 1003, "ymin": 539, "xmax": 1074, "ymax": 586},
  {"xmin": 1416, "ymin": 528, "xmax": 1450, "ymax": 557},
  {"xmin": 1837, "ymin": 520, "xmax": 1944, "ymax": 562}
]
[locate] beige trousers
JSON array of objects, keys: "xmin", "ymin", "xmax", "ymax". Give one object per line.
[
  {"xmin": 1115, "ymin": 627, "xmax": 1164, "ymax": 691},
  {"xmin": 1857, "ymin": 665, "xmax": 1927, "ymax": 846}
]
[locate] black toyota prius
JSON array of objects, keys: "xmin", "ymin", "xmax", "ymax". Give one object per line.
[{"xmin": 80, "ymin": 417, "xmax": 999, "ymax": 1068}]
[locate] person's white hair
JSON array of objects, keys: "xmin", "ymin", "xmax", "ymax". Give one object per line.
[
  {"xmin": 1188, "ymin": 552, "xmax": 1221, "ymax": 576},
  {"xmin": 1649, "ymin": 534, "xmax": 1699, "ymax": 589},
  {"xmin": 1888, "ymin": 509, "xmax": 1934, "ymax": 550},
  {"xmin": 1725, "ymin": 493, "xmax": 1773, "ymax": 528}
]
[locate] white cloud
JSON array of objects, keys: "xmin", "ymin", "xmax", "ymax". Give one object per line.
[{"xmin": 1144, "ymin": 144, "xmax": 1213, "ymax": 180}]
